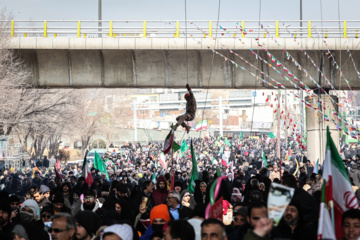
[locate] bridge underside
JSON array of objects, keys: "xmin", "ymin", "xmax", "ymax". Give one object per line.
[{"xmin": 13, "ymin": 38, "xmax": 360, "ymax": 89}]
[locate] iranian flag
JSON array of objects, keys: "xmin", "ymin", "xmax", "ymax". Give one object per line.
[
  {"xmin": 317, "ymin": 127, "xmax": 359, "ymax": 239},
  {"xmin": 221, "ymin": 154, "xmax": 228, "ymax": 167},
  {"xmin": 196, "ymin": 120, "xmax": 208, "ymax": 132},
  {"xmin": 82, "ymin": 150, "xmax": 93, "ymax": 186},
  {"xmin": 159, "ymin": 152, "xmax": 167, "ymax": 169},
  {"xmin": 162, "ymin": 126, "xmax": 174, "ymax": 155}
]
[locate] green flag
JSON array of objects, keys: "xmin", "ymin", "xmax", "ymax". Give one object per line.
[
  {"xmin": 269, "ymin": 132, "xmax": 275, "ymax": 138},
  {"xmin": 152, "ymin": 172, "xmax": 157, "ymax": 184},
  {"xmin": 217, "ymin": 134, "xmax": 222, "ymax": 140},
  {"xmin": 212, "ymin": 156, "xmax": 216, "ymax": 165},
  {"xmin": 94, "ymin": 151, "xmax": 109, "ymax": 180},
  {"xmin": 240, "ymin": 132, "xmax": 243, "ymax": 140},
  {"xmin": 219, "ymin": 146, "xmax": 224, "ymax": 154},
  {"xmin": 225, "ymin": 138, "xmax": 231, "ymax": 146},
  {"xmin": 173, "ymin": 141, "xmax": 181, "ymax": 153},
  {"xmin": 188, "ymin": 139, "xmax": 199, "ymax": 194},
  {"xmin": 180, "ymin": 140, "xmax": 189, "ymax": 152},
  {"xmin": 261, "ymin": 149, "xmax": 268, "ymax": 168}
]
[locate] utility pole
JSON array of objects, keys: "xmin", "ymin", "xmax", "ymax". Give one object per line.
[
  {"xmin": 277, "ymin": 90, "xmax": 281, "ymax": 160},
  {"xmin": 300, "ymin": 0, "xmax": 303, "ymax": 36},
  {"xmin": 98, "ymin": 0, "xmax": 102, "ymax": 38},
  {"xmin": 219, "ymin": 96, "xmax": 223, "ymax": 136},
  {"xmin": 133, "ymin": 101, "xmax": 137, "ymax": 142},
  {"xmin": 285, "ymin": 90, "xmax": 288, "ymax": 148}
]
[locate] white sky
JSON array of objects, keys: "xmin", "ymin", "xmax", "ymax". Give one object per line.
[{"xmin": 1, "ymin": 0, "xmax": 359, "ymax": 21}]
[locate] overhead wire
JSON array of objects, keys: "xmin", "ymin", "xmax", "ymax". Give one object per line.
[
  {"xmin": 198, "ymin": 0, "xmax": 222, "ymax": 147},
  {"xmin": 249, "ymin": 0, "xmax": 262, "ymax": 138}
]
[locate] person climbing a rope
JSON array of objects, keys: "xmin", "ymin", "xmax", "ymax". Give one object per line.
[{"xmin": 174, "ymin": 84, "xmax": 197, "ymax": 133}]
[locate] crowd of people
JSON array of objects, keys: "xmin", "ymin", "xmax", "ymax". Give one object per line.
[{"xmin": 1, "ymin": 136, "xmax": 360, "ymax": 240}]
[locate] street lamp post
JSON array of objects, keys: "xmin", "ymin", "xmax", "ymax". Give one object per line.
[
  {"xmin": 300, "ymin": 0, "xmax": 302, "ymax": 36},
  {"xmin": 98, "ymin": 0, "xmax": 102, "ymax": 38}
]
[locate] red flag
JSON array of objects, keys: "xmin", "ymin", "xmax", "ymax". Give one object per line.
[
  {"xmin": 54, "ymin": 167, "xmax": 62, "ymax": 179},
  {"xmin": 56, "ymin": 158, "xmax": 60, "ymax": 169}
]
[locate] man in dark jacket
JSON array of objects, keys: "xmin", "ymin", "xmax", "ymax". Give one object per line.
[
  {"xmin": 152, "ymin": 176, "xmax": 168, "ymax": 206},
  {"xmin": 33, "ymin": 189, "xmax": 51, "ymax": 210},
  {"xmin": 134, "ymin": 180, "xmax": 155, "ymax": 219},
  {"xmin": 275, "ymin": 201, "xmax": 317, "ymax": 240}
]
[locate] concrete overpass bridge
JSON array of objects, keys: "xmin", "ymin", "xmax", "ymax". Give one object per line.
[
  {"xmin": 4, "ymin": 19, "xmax": 360, "ymax": 90},
  {"xmin": 3, "ymin": 19, "xmax": 359, "ymax": 163}
]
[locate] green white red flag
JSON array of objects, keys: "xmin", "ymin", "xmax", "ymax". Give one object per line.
[
  {"xmin": 317, "ymin": 127, "xmax": 359, "ymax": 239},
  {"xmin": 196, "ymin": 120, "xmax": 207, "ymax": 132},
  {"xmin": 162, "ymin": 127, "xmax": 174, "ymax": 155},
  {"xmin": 82, "ymin": 150, "xmax": 93, "ymax": 186}
]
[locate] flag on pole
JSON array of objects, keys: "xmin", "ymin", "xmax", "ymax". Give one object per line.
[
  {"xmin": 54, "ymin": 167, "xmax": 62, "ymax": 180},
  {"xmin": 94, "ymin": 151, "xmax": 109, "ymax": 180},
  {"xmin": 56, "ymin": 158, "xmax": 60, "ymax": 169},
  {"xmin": 317, "ymin": 127, "xmax": 360, "ymax": 239},
  {"xmin": 221, "ymin": 154, "xmax": 228, "ymax": 167},
  {"xmin": 269, "ymin": 132, "xmax": 276, "ymax": 138},
  {"xmin": 225, "ymin": 138, "xmax": 231, "ymax": 146},
  {"xmin": 261, "ymin": 149, "xmax": 268, "ymax": 168},
  {"xmin": 212, "ymin": 156, "xmax": 216, "ymax": 165},
  {"xmin": 179, "ymin": 140, "xmax": 189, "ymax": 158},
  {"xmin": 159, "ymin": 152, "xmax": 167, "ymax": 169},
  {"xmin": 152, "ymin": 172, "xmax": 157, "ymax": 184},
  {"xmin": 188, "ymin": 139, "xmax": 199, "ymax": 194},
  {"xmin": 82, "ymin": 150, "xmax": 93, "ymax": 186},
  {"xmin": 313, "ymin": 159, "xmax": 319, "ymax": 174},
  {"xmin": 239, "ymin": 132, "xmax": 243, "ymax": 140},
  {"xmin": 318, "ymin": 182, "xmax": 336, "ymax": 240},
  {"xmin": 196, "ymin": 120, "xmax": 208, "ymax": 131},
  {"xmin": 163, "ymin": 126, "xmax": 174, "ymax": 155},
  {"xmin": 172, "ymin": 141, "xmax": 181, "ymax": 154}
]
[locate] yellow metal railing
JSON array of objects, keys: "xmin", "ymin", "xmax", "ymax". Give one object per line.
[
  {"xmin": 43, "ymin": 21, "xmax": 47, "ymax": 37},
  {"xmin": 4, "ymin": 20, "xmax": 359, "ymax": 39}
]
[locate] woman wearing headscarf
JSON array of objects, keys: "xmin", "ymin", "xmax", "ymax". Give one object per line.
[{"xmin": 180, "ymin": 190, "xmax": 196, "ymax": 210}]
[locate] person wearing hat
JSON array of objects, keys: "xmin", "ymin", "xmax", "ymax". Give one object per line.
[
  {"xmin": 17, "ymin": 199, "xmax": 49, "ymax": 240},
  {"xmin": 140, "ymin": 204, "xmax": 171, "ymax": 240},
  {"xmin": 166, "ymin": 191, "xmax": 193, "ymax": 221},
  {"xmin": 101, "ymin": 224, "xmax": 133, "ymax": 240},
  {"xmin": 39, "ymin": 185, "xmax": 51, "ymax": 199},
  {"xmin": 72, "ymin": 189, "xmax": 105, "ymax": 218},
  {"xmin": 75, "ymin": 210, "xmax": 102, "ymax": 240}
]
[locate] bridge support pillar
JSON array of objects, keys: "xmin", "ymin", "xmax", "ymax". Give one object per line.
[{"xmin": 305, "ymin": 95, "xmax": 339, "ymax": 165}]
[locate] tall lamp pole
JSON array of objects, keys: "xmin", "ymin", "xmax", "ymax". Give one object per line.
[
  {"xmin": 98, "ymin": 0, "xmax": 102, "ymax": 38},
  {"xmin": 300, "ymin": 0, "xmax": 303, "ymax": 36}
]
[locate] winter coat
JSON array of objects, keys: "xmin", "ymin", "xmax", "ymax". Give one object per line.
[{"xmin": 349, "ymin": 167, "xmax": 360, "ymax": 187}]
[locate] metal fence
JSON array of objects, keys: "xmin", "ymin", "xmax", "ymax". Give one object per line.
[{"xmin": 2, "ymin": 20, "xmax": 359, "ymax": 38}]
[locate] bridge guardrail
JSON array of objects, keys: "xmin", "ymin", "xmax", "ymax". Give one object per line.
[{"xmin": 1, "ymin": 20, "xmax": 358, "ymax": 38}]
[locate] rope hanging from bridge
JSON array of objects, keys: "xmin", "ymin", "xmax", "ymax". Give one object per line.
[{"xmin": 198, "ymin": 0, "xmax": 222, "ymax": 145}]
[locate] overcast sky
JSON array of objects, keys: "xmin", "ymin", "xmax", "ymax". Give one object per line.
[{"xmin": 1, "ymin": 0, "xmax": 360, "ymax": 21}]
